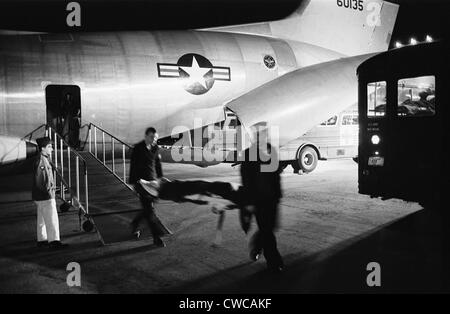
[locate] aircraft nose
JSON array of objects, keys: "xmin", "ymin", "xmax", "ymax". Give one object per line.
[
  {"xmin": 26, "ymin": 141, "xmax": 38, "ymax": 158},
  {"xmin": 0, "ymin": 136, "xmax": 38, "ymax": 166}
]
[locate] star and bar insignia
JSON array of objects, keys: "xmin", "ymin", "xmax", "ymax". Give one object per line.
[{"xmin": 157, "ymin": 53, "xmax": 231, "ymax": 95}]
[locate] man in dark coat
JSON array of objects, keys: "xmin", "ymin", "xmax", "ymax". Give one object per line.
[
  {"xmin": 61, "ymin": 93, "xmax": 72, "ymax": 143},
  {"xmin": 129, "ymin": 127, "xmax": 167, "ymax": 247},
  {"xmin": 240, "ymin": 124, "xmax": 284, "ymax": 272}
]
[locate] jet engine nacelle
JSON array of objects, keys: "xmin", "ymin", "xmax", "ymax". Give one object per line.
[{"xmin": 0, "ymin": 136, "xmax": 38, "ymax": 174}]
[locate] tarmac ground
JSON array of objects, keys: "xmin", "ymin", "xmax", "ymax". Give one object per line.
[{"xmin": 0, "ymin": 159, "xmax": 448, "ymax": 293}]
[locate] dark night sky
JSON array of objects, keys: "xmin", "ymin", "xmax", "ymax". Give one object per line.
[
  {"xmin": 390, "ymin": 0, "xmax": 450, "ymax": 45},
  {"xmin": 0, "ymin": 0, "xmax": 448, "ymax": 47}
]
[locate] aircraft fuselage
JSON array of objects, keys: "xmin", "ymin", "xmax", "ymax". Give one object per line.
[{"xmin": 0, "ymin": 30, "xmax": 342, "ymax": 143}]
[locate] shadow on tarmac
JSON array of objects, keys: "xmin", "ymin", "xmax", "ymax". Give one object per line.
[{"xmin": 163, "ymin": 209, "xmax": 450, "ymax": 293}]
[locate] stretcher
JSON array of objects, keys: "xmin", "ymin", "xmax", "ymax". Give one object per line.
[{"xmin": 138, "ymin": 178, "xmax": 253, "ymax": 246}]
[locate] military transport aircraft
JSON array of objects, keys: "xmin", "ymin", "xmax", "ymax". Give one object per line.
[{"xmin": 0, "ymin": 0, "xmax": 399, "ymax": 171}]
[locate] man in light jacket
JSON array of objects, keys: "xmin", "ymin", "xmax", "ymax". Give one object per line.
[{"xmin": 32, "ymin": 137, "xmax": 68, "ymax": 249}]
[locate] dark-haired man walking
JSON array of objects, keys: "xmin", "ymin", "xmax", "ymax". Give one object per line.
[{"xmin": 129, "ymin": 127, "xmax": 167, "ymax": 247}]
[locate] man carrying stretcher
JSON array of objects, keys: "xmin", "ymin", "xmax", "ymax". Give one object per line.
[
  {"xmin": 137, "ymin": 123, "xmax": 284, "ymax": 272},
  {"xmin": 129, "ymin": 127, "xmax": 168, "ymax": 247}
]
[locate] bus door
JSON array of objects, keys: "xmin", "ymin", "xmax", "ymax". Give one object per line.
[
  {"xmin": 339, "ymin": 111, "xmax": 359, "ymax": 157},
  {"xmin": 360, "ymin": 80, "xmax": 389, "ymax": 196}
]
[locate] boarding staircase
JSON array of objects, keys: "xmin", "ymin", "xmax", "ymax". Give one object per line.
[{"xmin": 24, "ymin": 123, "xmax": 171, "ymax": 245}]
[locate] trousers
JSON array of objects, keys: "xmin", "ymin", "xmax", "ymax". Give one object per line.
[
  {"xmin": 132, "ymin": 184, "xmax": 166, "ymax": 238},
  {"xmin": 35, "ymin": 199, "xmax": 60, "ymax": 242},
  {"xmin": 249, "ymin": 201, "xmax": 283, "ymax": 268}
]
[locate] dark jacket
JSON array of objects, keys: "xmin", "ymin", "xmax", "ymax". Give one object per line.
[
  {"xmin": 129, "ymin": 140, "xmax": 163, "ymax": 184},
  {"xmin": 32, "ymin": 153, "xmax": 56, "ymax": 201},
  {"xmin": 240, "ymin": 144, "xmax": 282, "ymax": 205}
]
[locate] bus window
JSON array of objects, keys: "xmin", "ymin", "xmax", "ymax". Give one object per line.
[
  {"xmin": 367, "ymin": 81, "xmax": 387, "ymax": 117},
  {"xmin": 397, "ymin": 75, "xmax": 435, "ymax": 117},
  {"xmin": 320, "ymin": 116, "xmax": 338, "ymax": 126},
  {"xmin": 342, "ymin": 114, "xmax": 358, "ymax": 125}
]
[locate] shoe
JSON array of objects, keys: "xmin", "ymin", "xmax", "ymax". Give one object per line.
[
  {"xmin": 133, "ymin": 230, "xmax": 141, "ymax": 239},
  {"xmin": 49, "ymin": 241, "xmax": 69, "ymax": 250},
  {"xmin": 37, "ymin": 241, "xmax": 48, "ymax": 248},
  {"xmin": 249, "ymin": 249, "xmax": 262, "ymax": 262},
  {"xmin": 153, "ymin": 237, "xmax": 166, "ymax": 248}
]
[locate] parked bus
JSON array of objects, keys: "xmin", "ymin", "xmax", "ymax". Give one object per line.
[
  {"xmin": 357, "ymin": 41, "xmax": 448, "ymax": 208},
  {"xmin": 217, "ymin": 106, "xmax": 359, "ymax": 174},
  {"xmin": 280, "ymin": 105, "xmax": 358, "ymax": 173}
]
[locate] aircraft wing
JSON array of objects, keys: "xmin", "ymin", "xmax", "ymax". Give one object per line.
[{"xmin": 226, "ymin": 53, "xmax": 374, "ymax": 148}]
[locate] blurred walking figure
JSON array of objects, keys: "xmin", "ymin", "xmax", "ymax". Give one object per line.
[
  {"xmin": 240, "ymin": 123, "xmax": 284, "ymax": 272},
  {"xmin": 129, "ymin": 127, "xmax": 167, "ymax": 247},
  {"xmin": 32, "ymin": 137, "xmax": 68, "ymax": 249}
]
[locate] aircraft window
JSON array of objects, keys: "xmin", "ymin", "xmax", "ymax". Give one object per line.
[
  {"xmin": 342, "ymin": 114, "xmax": 358, "ymax": 125},
  {"xmin": 397, "ymin": 75, "xmax": 435, "ymax": 117},
  {"xmin": 320, "ymin": 116, "xmax": 338, "ymax": 126},
  {"xmin": 367, "ymin": 81, "xmax": 386, "ymax": 117}
]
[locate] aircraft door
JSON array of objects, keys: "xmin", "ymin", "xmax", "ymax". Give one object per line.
[{"xmin": 45, "ymin": 85, "xmax": 81, "ymax": 149}]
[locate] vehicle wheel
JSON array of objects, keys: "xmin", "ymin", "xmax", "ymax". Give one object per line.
[
  {"xmin": 295, "ymin": 146, "xmax": 318, "ymax": 173},
  {"xmin": 82, "ymin": 220, "xmax": 94, "ymax": 232}
]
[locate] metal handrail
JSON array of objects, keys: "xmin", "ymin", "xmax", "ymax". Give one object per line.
[
  {"xmin": 46, "ymin": 126, "xmax": 89, "ymax": 216},
  {"xmin": 86, "ymin": 123, "xmax": 132, "ymax": 188},
  {"xmin": 88, "ymin": 123, "xmax": 132, "ymax": 149},
  {"xmin": 21, "ymin": 124, "xmax": 47, "ymax": 141}
]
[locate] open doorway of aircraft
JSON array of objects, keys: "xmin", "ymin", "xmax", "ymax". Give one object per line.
[{"xmin": 0, "ymin": 0, "xmax": 399, "ymax": 175}]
